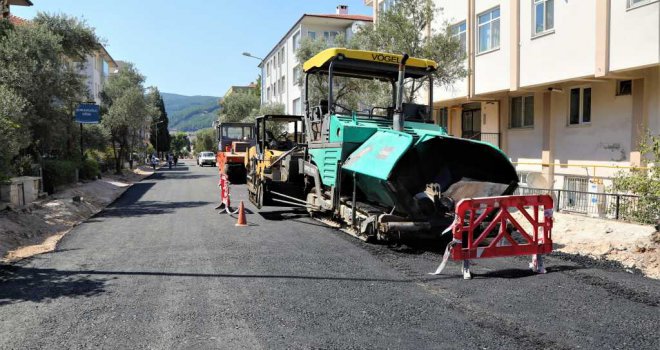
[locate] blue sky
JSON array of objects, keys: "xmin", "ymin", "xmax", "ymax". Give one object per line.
[{"xmin": 13, "ymin": 0, "xmax": 372, "ymax": 97}]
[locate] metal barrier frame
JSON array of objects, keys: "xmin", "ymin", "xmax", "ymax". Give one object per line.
[{"xmin": 450, "ymin": 195, "xmax": 554, "ymax": 261}]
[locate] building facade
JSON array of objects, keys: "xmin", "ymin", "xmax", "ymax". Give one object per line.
[
  {"xmin": 366, "ymin": 0, "xmax": 659, "ymax": 194},
  {"xmin": 80, "ymin": 46, "xmax": 118, "ymax": 105},
  {"xmin": 260, "ymin": 5, "xmax": 372, "ymax": 115}
]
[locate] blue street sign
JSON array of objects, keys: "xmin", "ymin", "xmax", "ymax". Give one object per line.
[{"xmin": 75, "ymin": 103, "xmax": 100, "ymax": 124}]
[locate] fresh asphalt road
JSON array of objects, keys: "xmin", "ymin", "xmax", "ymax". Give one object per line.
[{"xmin": 0, "ymin": 162, "xmax": 658, "ymax": 349}]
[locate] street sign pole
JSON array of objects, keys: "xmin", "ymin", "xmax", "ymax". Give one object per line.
[
  {"xmin": 74, "ymin": 102, "xmax": 101, "ymax": 159},
  {"xmin": 80, "ymin": 122, "xmax": 84, "ymax": 158}
]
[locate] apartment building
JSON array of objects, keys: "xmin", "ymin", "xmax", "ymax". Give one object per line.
[
  {"xmin": 367, "ymin": 0, "xmax": 659, "ymax": 194},
  {"xmin": 260, "ymin": 5, "xmax": 372, "ymax": 115},
  {"xmin": 81, "ymin": 46, "xmax": 118, "ymax": 105},
  {"xmin": 224, "ymin": 84, "xmax": 257, "ymax": 98}
]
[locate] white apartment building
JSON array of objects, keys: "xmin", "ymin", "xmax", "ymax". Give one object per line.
[
  {"xmin": 367, "ymin": 0, "xmax": 659, "ymax": 194},
  {"xmin": 80, "ymin": 46, "xmax": 118, "ymax": 105},
  {"xmin": 260, "ymin": 5, "xmax": 372, "ymax": 115}
]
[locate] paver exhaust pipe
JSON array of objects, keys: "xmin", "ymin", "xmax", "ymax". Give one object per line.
[{"xmin": 393, "ymin": 53, "xmax": 409, "ymax": 132}]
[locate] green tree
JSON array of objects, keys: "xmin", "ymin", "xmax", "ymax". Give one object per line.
[
  {"xmin": 193, "ymin": 128, "xmax": 216, "ymax": 153},
  {"xmin": 0, "ymin": 85, "xmax": 29, "ymax": 179},
  {"xmin": 220, "ymin": 91, "xmax": 260, "ymax": 122},
  {"xmin": 147, "ymin": 87, "xmax": 171, "ymax": 155},
  {"xmin": 32, "ymin": 13, "xmax": 100, "ymax": 61},
  {"xmin": 612, "ymin": 133, "xmax": 660, "ymax": 224},
  {"xmin": 0, "ymin": 15, "xmax": 98, "ymax": 160},
  {"xmin": 101, "ymin": 63, "xmax": 152, "ymax": 173},
  {"xmin": 170, "ymin": 132, "xmax": 190, "ymax": 156},
  {"xmin": 353, "ymin": 0, "xmax": 467, "ymax": 101},
  {"xmin": 258, "ymin": 102, "xmax": 285, "ymax": 116}
]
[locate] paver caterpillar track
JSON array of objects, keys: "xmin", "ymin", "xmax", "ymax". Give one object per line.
[{"xmin": 245, "ymin": 49, "xmax": 553, "ymax": 275}]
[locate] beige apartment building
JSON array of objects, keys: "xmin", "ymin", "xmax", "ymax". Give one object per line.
[{"xmin": 366, "ymin": 0, "xmax": 659, "ymax": 195}]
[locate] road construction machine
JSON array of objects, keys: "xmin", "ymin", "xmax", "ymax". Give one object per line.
[
  {"xmin": 246, "ymin": 48, "xmax": 524, "ymax": 243},
  {"xmin": 216, "ymin": 122, "xmax": 255, "ymax": 183}
]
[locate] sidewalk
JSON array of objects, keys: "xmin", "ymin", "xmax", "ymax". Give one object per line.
[{"xmin": 0, "ymin": 165, "xmax": 155, "ymax": 262}]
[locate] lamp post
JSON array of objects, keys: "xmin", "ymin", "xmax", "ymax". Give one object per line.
[
  {"xmin": 242, "ymin": 52, "xmax": 264, "ymax": 62},
  {"xmin": 242, "ymin": 52, "xmax": 264, "ymax": 105}
]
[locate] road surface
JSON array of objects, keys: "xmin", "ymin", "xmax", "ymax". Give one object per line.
[{"xmin": 1, "ymin": 162, "xmax": 658, "ymax": 349}]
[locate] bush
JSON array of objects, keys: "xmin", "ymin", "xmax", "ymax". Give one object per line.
[
  {"xmin": 79, "ymin": 158, "xmax": 99, "ymax": 180},
  {"xmin": 43, "ymin": 160, "xmax": 78, "ymax": 193},
  {"xmin": 612, "ymin": 132, "xmax": 660, "ymax": 224},
  {"xmin": 12, "ymin": 154, "xmax": 36, "ymax": 176}
]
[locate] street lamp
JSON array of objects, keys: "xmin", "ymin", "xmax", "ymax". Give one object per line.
[{"xmin": 242, "ymin": 52, "xmax": 264, "ymax": 62}]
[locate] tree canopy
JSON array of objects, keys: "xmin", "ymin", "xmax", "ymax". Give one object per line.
[
  {"xmin": 295, "ymin": 0, "xmax": 467, "ymax": 108},
  {"xmin": 146, "ymin": 87, "xmax": 171, "ymax": 154},
  {"xmin": 101, "ymin": 63, "xmax": 153, "ymax": 173},
  {"xmin": 220, "ymin": 91, "xmax": 260, "ymax": 123},
  {"xmin": 0, "ymin": 14, "xmax": 101, "ymax": 163}
]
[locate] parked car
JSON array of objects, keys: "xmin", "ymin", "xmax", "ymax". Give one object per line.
[{"xmin": 197, "ymin": 151, "xmax": 216, "ymax": 167}]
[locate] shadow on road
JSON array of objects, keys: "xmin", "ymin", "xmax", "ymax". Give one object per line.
[
  {"xmin": 97, "ymin": 200, "xmax": 213, "ymax": 218},
  {"xmin": 35, "ymin": 269, "xmax": 416, "ymax": 284},
  {"xmin": 259, "ymin": 209, "xmax": 308, "ymax": 221},
  {"xmin": 0, "ymin": 265, "xmax": 107, "ymax": 305},
  {"xmin": 156, "ymin": 166, "xmax": 190, "ymax": 172},
  {"xmin": 472, "ymin": 265, "xmax": 583, "ymax": 279},
  {"xmin": 165, "ymin": 174, "xmax": 216, "ymax": 180}
]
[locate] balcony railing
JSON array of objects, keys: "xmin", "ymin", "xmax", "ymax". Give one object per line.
[{"xmin": 463, "ymin": 132, "xmax": 501, "ymax": 148}]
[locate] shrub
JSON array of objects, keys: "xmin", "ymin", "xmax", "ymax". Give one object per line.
[
  {"xmin": 612, "ymin": 132, "xmax": 660, "ymax": 224},
  {"xmin": 43, "ymin": 160, "xmax": 78, "ymax": 193},
  {"xmin": 79, "ymin": 158, "xmax": 99, "ymax": 180},
  {"xmin": 11, "ymin": 154, "xmax": 36, "ymax": 176}
]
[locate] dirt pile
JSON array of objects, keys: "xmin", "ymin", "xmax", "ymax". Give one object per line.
[{"xmin": 550, "ymin": 212, "xmax": 659, "ymax": 279}]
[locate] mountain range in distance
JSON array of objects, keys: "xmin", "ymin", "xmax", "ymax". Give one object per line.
[{"xmin": 161, "ymin": 92, "xmax": 222, "ymax": 132}]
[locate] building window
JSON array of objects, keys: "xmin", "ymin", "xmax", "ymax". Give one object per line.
[
  {"xmin": 267, "ymin": 87, "xmax": 271, "ymax": 100},
  {"xmin": 308, "ymin": 31, "xmax": 316, "ymax": 40},
  {"xmin": 510, "ymin": 95, "xmax": 534, "ymax": 128},
  {"xmin": 293, "ymin": 31, "xmax": 301, "ymax": 51},
  {"xmin": 379, "ymin": 0, "xmax": 397, "ymax": 13},
  {"xmin": 293, "ymin": 65, "xmax": 301, "ymax": 84},
  {"xmin": 627, "ymin": 0, "xmax": 655, "ymax": 9},
  {"xmin": 279, "ymin": 48, "xmax": 285, "ymax": 66},
  {"xmin": 477, "ymin": 7, "xmax": 500, "ymax": 53},
  {"xmin": 451, "ymin": 21, "xmax": 467, "ymax": 53},
  {"xmin": 517, "ymin": 172, "xmax": 529, "ymax": 187},
  {"xmin": 435, "ymin": 107, "xmax": 449, "ymax": 131},
  {"xmin": 533, "ymin": 0, "xmax": 554, "ymax": 35},
  {"xmin": 280, "ymin": 77, "xmax": 285, "ymax": 95},
  {"xmin": 569, "ymin": 87, "xmax": 591, "ymax": 125},
  {"xmin": 324, "ymin": 31, "xmax": 339, "ymax": 44},
  {"xmin": 616, "ymin": 80, "xmax": 632, "ymax": 96},
  {"xmin": 293, "ymin": 98, "xmax": 301, "ymax": 115}
]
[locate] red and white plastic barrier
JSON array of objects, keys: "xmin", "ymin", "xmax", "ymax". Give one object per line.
[
  {"xmin": 217, "ymin": 172, "xmax": 239, "ymax": 215},
  {"xmin": 432, "ymin": 194, "xmax": 554, "ymax": 279}
]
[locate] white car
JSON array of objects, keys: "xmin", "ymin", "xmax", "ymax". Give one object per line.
[{"xmin": 197, "ymin": 151, "xmax": 216, "ymax": 167}]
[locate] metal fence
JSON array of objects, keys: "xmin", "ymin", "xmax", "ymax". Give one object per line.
[{"xmin": 515, "ymin": 187, "xmax": 659, "ymax": 224}]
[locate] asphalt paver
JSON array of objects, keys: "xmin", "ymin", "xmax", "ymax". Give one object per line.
[{"xmin": 1, "ymin": 162, "xmax": 658, "ymax": 349}]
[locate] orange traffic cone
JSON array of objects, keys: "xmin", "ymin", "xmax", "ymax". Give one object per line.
[{"xmin": 235, "ymin": 201, "xmax": 247, "ymax": 227}]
